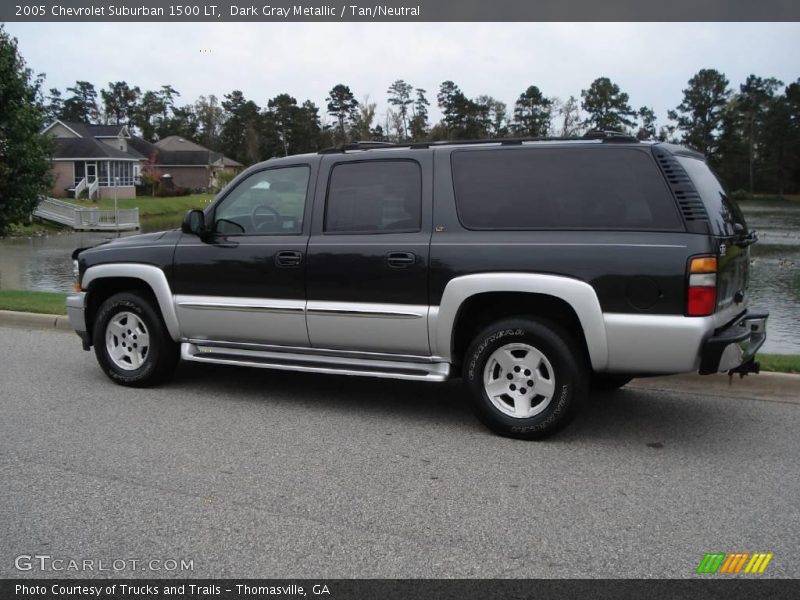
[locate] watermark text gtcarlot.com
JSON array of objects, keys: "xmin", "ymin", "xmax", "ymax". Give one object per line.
[{"xmin": 15, "ymin": 554, "xmax": 194, "ymax": 572}]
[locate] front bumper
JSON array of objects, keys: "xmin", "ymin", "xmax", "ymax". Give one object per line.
[
  {"xmin": 699, "ymin": 311, "xmax": 768, "ymax": 375},
  {"xmin": 66, "ymin": 291, "xmax": 91, "ymax": 350}
]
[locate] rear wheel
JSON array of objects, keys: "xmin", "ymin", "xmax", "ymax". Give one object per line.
[
  {"xmin": 462, "ymin": 318, "xmax": 588, "ymax": 440},
  {"xmin": 92, "ymin": 291, "xmax": 178, "ymax": 387}
]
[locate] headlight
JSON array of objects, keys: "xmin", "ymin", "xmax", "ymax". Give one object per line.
[{"xmin": 72, "ymin": 259, "xmax": 80, "ymax": 279}]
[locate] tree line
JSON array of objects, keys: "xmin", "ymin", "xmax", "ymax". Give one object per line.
[{"xmin": 41, "ymin": 70, "xmax": 800, "ymax": 194}]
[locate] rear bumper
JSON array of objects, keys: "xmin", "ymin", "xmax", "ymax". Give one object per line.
[
  {"xmin": 66, "ymin": 291, "xmax": 91, "ymax": 350},
  {"xmin": 699, "ymin": 311, "xmax": 768, "ymax": 375}
]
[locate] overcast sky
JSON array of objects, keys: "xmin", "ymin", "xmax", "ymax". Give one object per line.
[{"xmin": 6, "ymin": 22, "xmax": 800, "ymax": 129}]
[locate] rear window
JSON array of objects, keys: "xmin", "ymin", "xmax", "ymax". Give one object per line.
[
  {"xmin": 451, "ymin": 147, "xmax": 682, "ymax": 231},
  {"xmin": 676, "ymin": 156, "xmax": 747, "ymax": 237}
]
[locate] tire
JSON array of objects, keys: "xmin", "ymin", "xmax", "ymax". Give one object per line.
[
  {"xmin": 591, "ymin": 373, "xmax": 634, "ymax": 392},
  {"xmin": 462, "ymin": 318, "xmax": 588, "ymax": 440},
  {"xmin": 92, "ymin": 291, "xmax": 178, "ymax": 387}
]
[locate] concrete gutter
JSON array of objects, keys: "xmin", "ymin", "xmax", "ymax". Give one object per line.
[
  {"xmin": 629, "ymin": 372, "xmax": 800, "ymax": 404},
  {"xmin": 0, "ymin": 309, "xmax": 73, "ymax": 332},
  {"xmin": 1, "ymin": 308, "xmax": 798, "ymax": 400}
]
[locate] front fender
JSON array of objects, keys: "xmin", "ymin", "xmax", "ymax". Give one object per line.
[{"xmin": 82, "ymin": 264, "xmax": 180, "ymax": 341}]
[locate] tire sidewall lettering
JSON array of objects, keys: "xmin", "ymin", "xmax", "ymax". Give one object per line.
[{"xmin": 467, "ymin": 328, "xmax": 525, "ymax": 380}]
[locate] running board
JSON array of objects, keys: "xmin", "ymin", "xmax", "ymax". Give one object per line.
[{"xmin": 180, "ymin": 342, "xmax": 451, "ymax": 382}]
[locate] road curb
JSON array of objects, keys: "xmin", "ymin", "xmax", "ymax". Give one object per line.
[{"xmin": 0, "ymin": 309, "xmax": 72, "ymax": 332}]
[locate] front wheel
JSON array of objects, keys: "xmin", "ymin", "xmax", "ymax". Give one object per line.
[
  {"xmin": 92, "ymin": 291, "xmax": 178, "ymax": 387},
  {"xmin": 462, "ymin": 318, "xmax": 588, "ymax": 440}
]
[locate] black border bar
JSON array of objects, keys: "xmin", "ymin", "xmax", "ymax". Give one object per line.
[
  {"xmin": 3, "ymin": 579, "xmax": 800, "ymax": 600},
  {"xmin": 3, "ymin": 0, "xmax": 800, "ymax": 22}
]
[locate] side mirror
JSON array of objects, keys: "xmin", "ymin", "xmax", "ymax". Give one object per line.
[{"xmin": 181, "ymin": 209, "xmax": 206, "ymax": 237}]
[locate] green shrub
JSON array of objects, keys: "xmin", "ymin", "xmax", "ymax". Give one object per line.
[
  {"xmin": 731, "ymin": 189, "xmax": 752, "ymax": 202},
  {"xmin": 212, "ymin": 170, "xmax": 238, "ymax": 193}
]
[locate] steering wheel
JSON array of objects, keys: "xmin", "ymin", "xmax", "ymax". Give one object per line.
[{"xmin": 251, "ymin": 205, "xmax": 280, "ymax": 232}]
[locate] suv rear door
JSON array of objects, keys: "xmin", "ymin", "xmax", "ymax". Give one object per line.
[{"xmin": 305, "ymin": 152, "xmax": 433, "ymax": 355}]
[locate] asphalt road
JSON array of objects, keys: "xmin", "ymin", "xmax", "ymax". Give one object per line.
[{"xmin": 1, "ymin": 325, "xmax": 798, "ymax": 579}]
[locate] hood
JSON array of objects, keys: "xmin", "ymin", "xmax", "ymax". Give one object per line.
[{"xmin": 73, "ymin": 230, "xmax": 172, "ymax": 259}]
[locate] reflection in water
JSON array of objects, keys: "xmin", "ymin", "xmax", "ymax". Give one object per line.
[
  {"xmin": 740, "ymin": 200, "xmax": 800, "ymax": 354},
  {"xmin": 1, "ymin": 202, "xmax": 798, "ymax": 353},
  {"xmin": 0, "ymin": 230, "xmax": 136, "ymax": 292}
]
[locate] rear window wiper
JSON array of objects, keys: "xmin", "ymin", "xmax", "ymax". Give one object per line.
[{"xmin": 734, "ymin": 229, "xmax": 758, "ymax": 248}]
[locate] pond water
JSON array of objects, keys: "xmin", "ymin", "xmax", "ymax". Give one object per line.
[{"xmin": 1, "ymin": 203, "xmax": 798, "ymax": 353}]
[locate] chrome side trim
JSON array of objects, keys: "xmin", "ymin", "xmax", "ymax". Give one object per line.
[
  {"xmin": 82, "ymin": 264, "xmax": 180, "ymax": 340},
  {"xmin": 306, "ymin": 307, "xmax": 423, "ymax": 319},
  {"xmin": 435, "ymin": 273, "xmax": 609, "ymax": 370},
  {"xmin": 183, "ymin": 338, "xmax": 444, "ymax": 363},
  {"xmin": 177, "ymin": 300, "xmax": 304, "ymax": 314},
  {"xmin": 603, "ymin": 313, "xmax": 714, "ymax": 374},
  {"xmin": 431, "ymin": 243, "xmax": 687, "ymax": 248},
  {"xmin": 181, "ymin": 343, "xmax": 450, "ymax": 382}
]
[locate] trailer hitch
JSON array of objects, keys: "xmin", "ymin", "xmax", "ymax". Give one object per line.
[{"xmin": 729, "ymin": 359, "xmax": 760, "ymax": 380}]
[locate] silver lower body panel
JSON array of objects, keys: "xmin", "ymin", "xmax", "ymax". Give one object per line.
[{"xmin": 180, "ymin": 341, "xmax": 451, "ymax": 382}]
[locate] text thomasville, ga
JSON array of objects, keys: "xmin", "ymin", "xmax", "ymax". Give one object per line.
[{"xmin": 44, "ymin": 4, "xmax": 422, "ymax": 18}]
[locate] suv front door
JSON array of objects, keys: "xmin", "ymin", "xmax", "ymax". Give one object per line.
[
  {"xmin": 172, "ymin": 163, "xmax": 315, "ymax": 346},
  {"xmin": 306, "ymin": 154, "xmax": 433, "ymax": 355}
]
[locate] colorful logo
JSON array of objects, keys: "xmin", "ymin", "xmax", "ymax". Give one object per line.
[{"xmin": 696, "ymin": 552, "xmax": 773, "ymax": 574}]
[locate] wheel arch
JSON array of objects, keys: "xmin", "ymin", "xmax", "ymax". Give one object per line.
[
  {"xmin": 83, "ymin": 264, "xmax": 180, "ymax": 341},
  {"xmin": 433, "ymin": 273, "xmax": 609, "ymax": 371}
]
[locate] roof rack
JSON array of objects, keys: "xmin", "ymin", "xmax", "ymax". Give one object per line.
[{"xmin": 317, "ymin": 131, "xmax": 638, "ymax": 154}]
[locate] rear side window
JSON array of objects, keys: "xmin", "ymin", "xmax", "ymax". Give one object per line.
[
  {"xmin": 451, "ymin": 147, "xmax": 682, "ymax": 230},
  {"xmin": 676, "ymin": 156, "xmax": 747, "ymax": 237},
  {"xmin": 325, "ymin": 160, "xmax": 422, "ymax": 234}
]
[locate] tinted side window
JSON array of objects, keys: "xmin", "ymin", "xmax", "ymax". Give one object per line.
[
  {"xmin": 325, "ymin": 160, "xmax": 422, "ymax": 234},
  {"xmin": 214, "ymin": 166, "xmax": 309, "ymax": 235},
  {"xmin": 677, "ymin": 156, "xmax": 747, "ymax": 237},
  {"xmin": 452, "ymin": 147, "xmax": 682, "ymax": 230}
]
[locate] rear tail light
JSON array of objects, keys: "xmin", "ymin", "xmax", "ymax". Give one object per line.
[{"xmin": 687, "ymin": 256, "xmax": 717, "ymax": 316}]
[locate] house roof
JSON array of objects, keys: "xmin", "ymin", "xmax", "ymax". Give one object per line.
[
  {"xmin": 52, "ymin": 138, "xmax": 144, "ymax": 160},
  {"xmin": 155, "ymin": 136, "xmax": 209, "ymax": 152},
  {"xmin": 131, "ymin": 135, "xmax": 242, "ymax": 168},
  {"xmin": 54, "ymin": 121, "xmax": 130, "ymax": 138},
  {"xmin": 211, "ymin": 154, "xmax": 243, "ymax": 168},
  {"xmin": 44, "ymin": 120, "xmax": 143, "ymax": 161}
]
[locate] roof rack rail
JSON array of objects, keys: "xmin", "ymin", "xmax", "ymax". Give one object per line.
[
  {"xmin": 317, "ymin": 132, "xmax": 638, "ymax": 154},
  {"xmin": 581, "ymin": 130, "xmax": 639, "ymax": 142},
  {"xmin": 318, "ymin": 141, "xmax": 398, "ymax": 154}
]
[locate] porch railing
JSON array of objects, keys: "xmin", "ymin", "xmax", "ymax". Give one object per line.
[
  {"xmin": 33, "ymin": 197, "xmax": 140, "ymax": 231},
  {"xmin": 88, "ymin": 178, "xmax": 99, "ymax": 200},
  {"xmin": 72, "ymin": 177, "xmax": 87, "ymax": 198}
]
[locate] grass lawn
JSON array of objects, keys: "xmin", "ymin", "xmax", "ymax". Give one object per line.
[
  {"xmin": 758, "ymin": 354, "xmax": 800, "ymax": 374},
  {"xmin": 7, "ymin": 220, "xmax": 66, "ymax": 237},
  {"xmin": 73, "ymin": 194, "xmax": 214, "ymax": 218},
  {"xmin": 0, "ymin": 290, "xmax": 67, "ymax": 315}
]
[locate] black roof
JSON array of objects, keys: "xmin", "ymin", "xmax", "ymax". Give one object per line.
[
  {"xmin": 53, "ymin": 137, "xmax": 144, "ymax": 160},
  {"xmin": 60, "ymin": 121, "xmax": 128, "ymax": 138}
]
